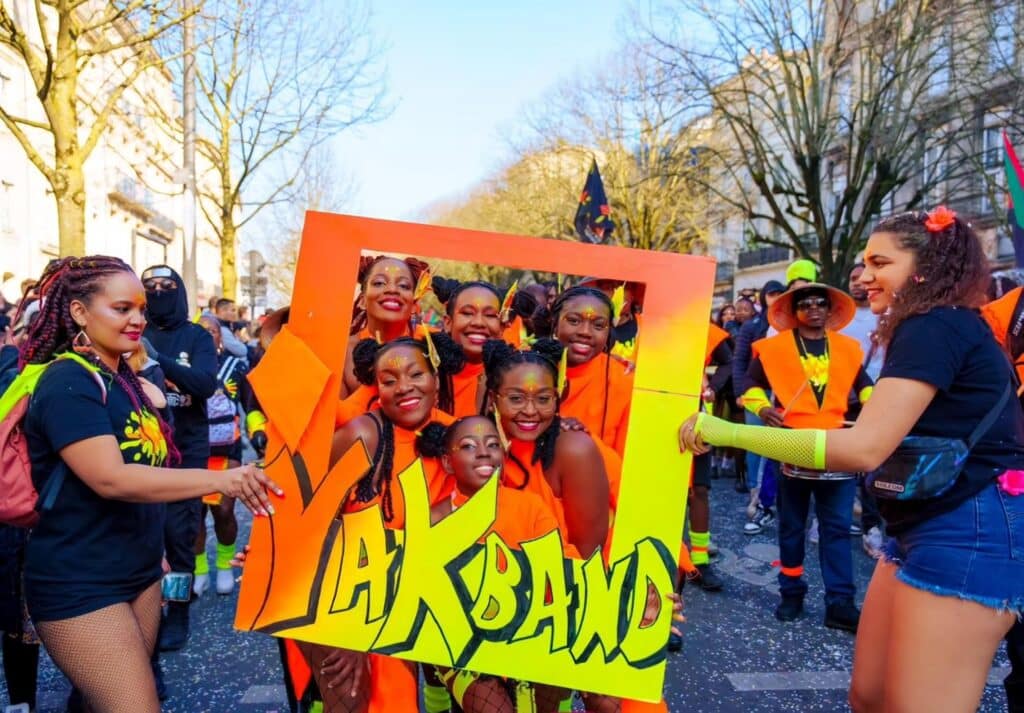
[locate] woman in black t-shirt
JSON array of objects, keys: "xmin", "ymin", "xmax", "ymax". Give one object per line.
[
  {"xmin": 19, "ymin": 257, "xmax": 281, "ymax": 713},
  {"xmin": 680, "ymin": 209, "xmax": 1024, "ymax": 713}
]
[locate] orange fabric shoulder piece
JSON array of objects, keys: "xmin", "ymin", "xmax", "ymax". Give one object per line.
[{"xmin": 705, "ymin": 323, "xmax": 730, "ymax": 365}]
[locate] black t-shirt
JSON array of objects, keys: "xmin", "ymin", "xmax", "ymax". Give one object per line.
[
  {"xmin": 878, "ymin": 307, "xmax": 1024, "ymax": 534},
  {"xmin": 23, "ymin": 360, "xmax": 168, "ymax": 621}
]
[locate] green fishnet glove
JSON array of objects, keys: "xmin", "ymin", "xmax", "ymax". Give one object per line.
[{"xmin": 694, "ymin": 413, "xmax": 827, "ymax": 470}]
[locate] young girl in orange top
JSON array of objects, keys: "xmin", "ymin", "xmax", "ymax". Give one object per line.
[
  {"xmin": 417, "ymin": 415, "xmax": 577, "ymax": 712},
  {"xmin": 306, "ymin": 335, "xmax": 462, "ymax": 713},
  {"xmin": 551, "ymin": 287, "xmax": 633, "ymax": 458}
]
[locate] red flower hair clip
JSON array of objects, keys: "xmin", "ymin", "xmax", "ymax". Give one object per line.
[{"xmin": 923, "ymin": 206, "xmax": 957, "ymax": 233}]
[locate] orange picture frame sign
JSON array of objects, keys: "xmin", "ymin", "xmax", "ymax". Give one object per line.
[{"xmin": 235, "ymin": 212, "xmax": 714, "ymax": 700}]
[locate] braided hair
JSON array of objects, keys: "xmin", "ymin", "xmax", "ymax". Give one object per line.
[
  {"xmin": 18, "ymin": 256, "xmax": 180, "ymax": 466},
  {"xmin": 481, "ymin": 338, "xmax": 562, "ymax": 489},
  {"xmin": 349, "ymin": 335, "xmax": 464, "ymax": 522},
  {"xmin": 349, "ymin": 255, "xmax": 430, "ymax": 336},
  {"xmin": 871, "ymin": 210, "xmax": 989, "ymax": 347}
]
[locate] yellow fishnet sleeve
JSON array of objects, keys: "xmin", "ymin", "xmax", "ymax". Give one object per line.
[{"xmin": 694, "ymin": 413, "xmax": 827, "ymax": 470}]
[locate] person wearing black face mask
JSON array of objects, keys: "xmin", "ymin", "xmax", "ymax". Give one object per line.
[{"xmin": 139, "ymin": 266, "xmax": 217, "ymax": 664}]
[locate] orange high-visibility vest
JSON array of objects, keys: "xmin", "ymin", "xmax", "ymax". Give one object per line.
[
  {"xmin": 751, "ymin": 330, "xmax": 862, "ymax": 429},
  {"xmin": 981, "ymin": 286, "xmax": 1024, "ymax": 384}
]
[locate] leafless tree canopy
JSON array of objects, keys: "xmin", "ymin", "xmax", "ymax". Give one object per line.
[
  {"xmin": 636, "ymin": 0, "xmax": 1023, "ymax": 283},
  {"xmin": 0, "ymin": 0, "xmax": 195, "ymax": 255},
  {"xmin": 157, "ymin": 0, "xmax": 388, "ymax": 296}
]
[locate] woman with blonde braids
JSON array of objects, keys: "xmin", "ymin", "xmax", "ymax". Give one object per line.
[{"xmin": 681, "ymin": 208, "xmax": 1024, "ymax": 713}]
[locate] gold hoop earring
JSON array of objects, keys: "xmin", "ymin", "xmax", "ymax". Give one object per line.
[{"xmin": 72, "ymin": 329, "xmax": 94, "ymax": 354}]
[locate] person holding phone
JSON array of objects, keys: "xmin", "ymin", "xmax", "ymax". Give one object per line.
[{"xmin": 19, "ymin": 256, "xmax": 281, "ymax": 713}]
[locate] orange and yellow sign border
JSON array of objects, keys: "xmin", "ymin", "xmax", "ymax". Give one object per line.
[{"xmin": 235, "ymin": 212, "xmax": 714, "ymax": 700}]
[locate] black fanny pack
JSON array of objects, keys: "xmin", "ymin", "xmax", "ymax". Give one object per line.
[{"xmin": 865, "ymin": 383, "xmax": 1011, "ymax": 501}]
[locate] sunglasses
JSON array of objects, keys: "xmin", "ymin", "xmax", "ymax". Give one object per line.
[
  {"xmin": 143, "ymin": 278, "xmax": 178, "ymax": 292},
  {"xmin": 795, "ymin": 296, "xmax": 830, "ymax": 311}
]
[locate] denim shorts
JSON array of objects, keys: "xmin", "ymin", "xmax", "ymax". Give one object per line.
[{"xmin": 882, "ymin": 483, "xmax": 1024, "ymax": 614}]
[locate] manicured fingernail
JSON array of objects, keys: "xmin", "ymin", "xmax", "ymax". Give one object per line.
[
  {"xmin": 275, "ymin": 488, "xmax": 285, "ymax": 497},
  {"xmin": 261, "ymin": 508, "xmax": 269, "ymax": 517},
  {"xmin": 267, "ymin": 505, "xmax": 276, "ymax": 516}
]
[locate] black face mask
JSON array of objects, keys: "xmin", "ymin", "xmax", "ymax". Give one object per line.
[{"xmin": 146, "ymin": 289, "xmax": 179, "ymax": 319}]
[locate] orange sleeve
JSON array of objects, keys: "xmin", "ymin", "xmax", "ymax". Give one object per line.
[{"xmin": 611, "ymin": 365, "xmax": 634, "ymax": 458}]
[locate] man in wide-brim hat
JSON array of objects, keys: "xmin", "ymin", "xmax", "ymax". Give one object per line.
[{"xmin": 740, "ymin": 282, "xmax": 873, "ymax": 632}]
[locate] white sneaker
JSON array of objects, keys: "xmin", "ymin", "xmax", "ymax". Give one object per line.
[
  {"xmin": 808, "ymin": 518, "xmax": 819, "ymax": 545},
  {"xmin": 193, "ymin": 572, "xmax": 210, "ymax": 597},
  {"xmin": 862, "ymin": 526, "xmax": 884, "ymax": 559},
  {"xmin": 216, "ymin": 568, "xmax": 235, "ymax": 595}
]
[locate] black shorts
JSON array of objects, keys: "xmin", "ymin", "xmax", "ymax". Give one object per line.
[{"xmin": 692, "ymin": 452, "xmax": 712, "ymax": 489}]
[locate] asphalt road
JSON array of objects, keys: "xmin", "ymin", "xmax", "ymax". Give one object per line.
[{"xmin": 4, "ymin": 479, "xmax": 1012, "ymax": 712}]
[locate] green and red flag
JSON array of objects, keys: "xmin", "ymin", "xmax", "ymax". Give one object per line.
[{"xmin": 1003, "ymin": 131, "xmax": 1024, "ymax": 267}]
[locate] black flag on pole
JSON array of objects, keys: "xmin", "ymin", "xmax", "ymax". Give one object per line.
[{"xmin": 574, "ymin": 159, "xmax": 614, "ymax": 244}]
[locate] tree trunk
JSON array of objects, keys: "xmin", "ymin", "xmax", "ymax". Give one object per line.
[
  {"xmin": 52, "ymin": 5, "xmax": 86, "ymax": 257},
  {"xmin": 54, "ymin": 168, "xmax": 87, "ymax": 256},
  {"xmin": 220, "ymin": 214, "xmax": 238, "ymax": 299}
]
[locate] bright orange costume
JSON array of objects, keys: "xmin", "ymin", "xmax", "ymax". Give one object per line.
[
  {"xmin": 341, "ymin": 410, "xmax": 456, "ymax": 529},
  {"xmin": 981, "ymin": 286, "xmax": 1024, "ymax": 383},
  {"xmin": 451, "ymin": 362, "xmax": 486, "ymax": 418},
  {"xmin": 750, "ymin": 330, "xmax": 863, "ymax": 429},
  {"xmin": 561, "ymin": 352, "xmax": 633, "ymax": 457},
  {"xmin": 335, "ymin": 409, "xmax": 455, "ymax": 712}
]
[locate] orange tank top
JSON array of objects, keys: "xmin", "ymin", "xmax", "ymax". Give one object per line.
[
  {"xmin": 502, "ymin": 439, "xmax": 568, "ymax": 534},
  {"xmin": 450, "ymin": 361, "xmax": 486, "ymax": 418},
  {"xmin": 561, "ymin": 353, "xmax": 633, "ymax": 457},
  {"xmin": 342, "ymin": 410, "xmax": 455, "ymax": 528},
  {"xmin": 451, "ymin": 486, "xmax": 579, "ymax": 558}
]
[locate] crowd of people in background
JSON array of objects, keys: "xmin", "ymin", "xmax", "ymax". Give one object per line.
[{"xmin": 1, "ymin": 206, "xmax": 1023, "ymax": 713}]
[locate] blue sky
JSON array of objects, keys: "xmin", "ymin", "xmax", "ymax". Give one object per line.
[{"xmin": 332, "ymin": 0, "xmax": 627, "ymax": 221}]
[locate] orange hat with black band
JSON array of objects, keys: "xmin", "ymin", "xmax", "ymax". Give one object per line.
[{"xmin": 767, "ymin": 283, "xmax": 856, "ymax": 332}]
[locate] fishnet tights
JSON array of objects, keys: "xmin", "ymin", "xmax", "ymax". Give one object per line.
[
  {"xmin": 34, "ymin": 582, "xmax": 162, "ymax": 713},
  {"xmin": 438, "ymin": 668, "xmax": 570, "ymax": 713},
  {"xmin": 297, "ymin": 642, "xmax": 370, "ymax": 713}
]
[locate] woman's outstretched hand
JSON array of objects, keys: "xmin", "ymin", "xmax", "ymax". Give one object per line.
[{"xmin": 678, "ymin": 414, "xmax": 710, "ymax": 455}]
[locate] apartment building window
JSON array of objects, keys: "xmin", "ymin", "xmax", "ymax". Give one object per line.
[
  {"xmin": 922, "ymin": 143, "xmax": 947, "ymax": 204},
  {"xmin": 990, "ymin": 2, "xmax": 1018, "ymax": 73},
  {"xmin": 928, "ymin": 37, "xmax": 951, "ymax": 96},
  {"xmin": 836, "ymin": 71, "xmax": 853, "ymax": 124},
  {"xmin": 983, "ymin": 122, "xmax": 1003, "ymax": 170}
]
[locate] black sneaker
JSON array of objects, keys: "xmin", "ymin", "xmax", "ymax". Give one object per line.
[
  {"xmin": 824, "ymin": 600, "xmax": 860, "ymax": 633},
  {"xmin": 695, "ymin": 563, "xmax": 724, "ymax": 592},
  {"xmin": 158, "ymin": 602, "xmax": 191, "ymax": 652},
  {"xmin": 774, "ymin": 596, "xmax": 804, "ymax": 622}
]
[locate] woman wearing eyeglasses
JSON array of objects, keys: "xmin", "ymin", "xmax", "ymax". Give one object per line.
[{"xmin": 739, "ymin": 282, "xmax": 873, "ymax": 632}]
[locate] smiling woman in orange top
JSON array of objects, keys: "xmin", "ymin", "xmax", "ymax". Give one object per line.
[
  {"xmin": 482, "ymin": 339, "xmax": 610, "ymax": 559},
  {"xmin": 552, "ymin": 286, "xmax": 633, "ymax": 458},
  {"xmin": 433, "ymin": 277, "xmax": 508, "ymax": 417},
  {"xmin": 340, "ymin": 255, "xmax": 429, "ymax": 399},
  {"xmin": 313, "ymin": 335, "xmax": 462, "ymax": 713}
]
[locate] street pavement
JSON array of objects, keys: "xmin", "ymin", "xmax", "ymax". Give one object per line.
[{"xmin": 4, "ymin": 478, "xmax": 1012, "ymax": 712}]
